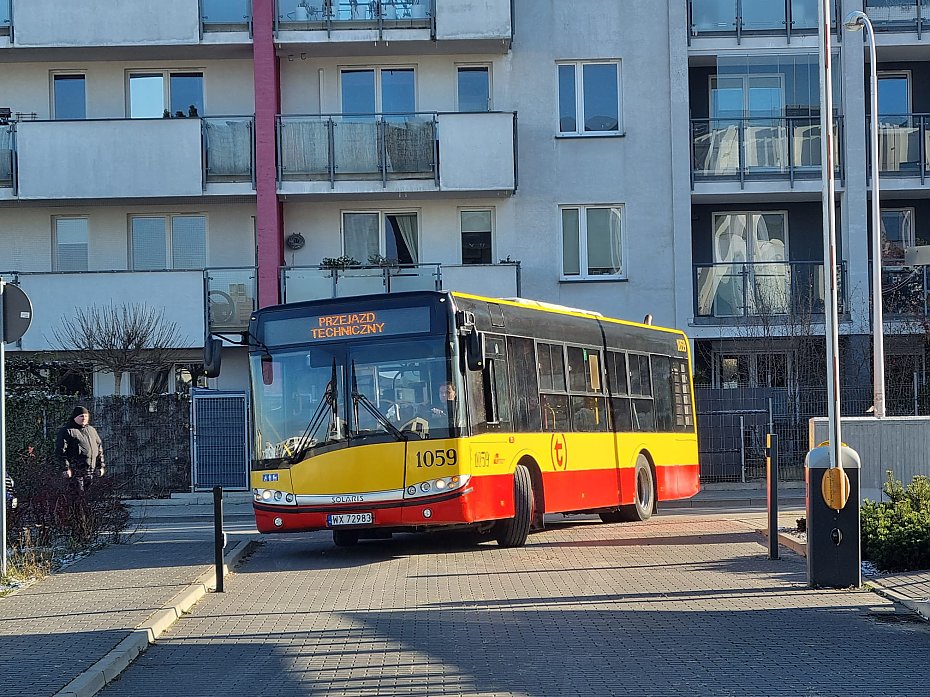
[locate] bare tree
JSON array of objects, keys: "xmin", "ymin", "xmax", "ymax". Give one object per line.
[{"xmin": 54, "ymin": 304, "xmax": 186, "ymax": 395}]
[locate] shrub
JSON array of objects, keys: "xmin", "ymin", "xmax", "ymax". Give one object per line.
[{"xmin": 861, "ymin": 471, "xmax": 930, "ymax": 571}]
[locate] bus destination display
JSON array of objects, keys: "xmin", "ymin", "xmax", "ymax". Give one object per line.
[{"xmin": 263, "ymin": 306, "xmax": 432, "ymax": 345}]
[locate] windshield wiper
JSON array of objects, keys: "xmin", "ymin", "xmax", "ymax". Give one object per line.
[
  {"xmin": 350, "ymin": 360, "xmax": 407, "ymax": 442},
  {"xmin": 288, "ymin": 359, "xmax": 341, "ymax": 464}
]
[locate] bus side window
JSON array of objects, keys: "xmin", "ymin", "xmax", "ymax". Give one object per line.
[
  {"xmin": 607, "ymin": 351, "xmax": 633, "ymax": 432},
  {"xmin": 651, "ymin": 355, "xmax": 674, "ymax": 432},
  {"xmin": 567, "ymin": 346, "xmax": 607, "ymax": 432},
  {"xmin": 671, "ymin": 358, "xmax": 695, "ymax": 431},
  {"xmin": 507, "ymin": 336, "xmax": 541, "ymax": 432},
  {"xmin": 630, "ymin": 353, "xmax": 656, "ymax": 432},
  {"xmin": 483, "ymin": 334, "xmax": 512, "ymax": 427}
]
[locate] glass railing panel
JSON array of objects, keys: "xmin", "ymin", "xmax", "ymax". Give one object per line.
[
  {"xmin": 790, "ymin": 0, "xmax": 819, "ymax": 29},
  {"xmin": 865, "ymin": 0, "xmax": 920, "ymax": 29},
  {"xmin": 877, "ymin": 116, "xmax": 922, "ymax": 173},
  {"xmin": 882, "ymin": 266, "xmax": 928, "ymax": 315},
  {"xmin": 743, "ymin": 120, "xmax": 789, "ymax": 174},
  {"xmin": 0, "ymin": 0, "xmax": 9, "ymax": 30},
  {"xmin": 691, "ymin": 120, "xmax": 740, "ymax": 177},
  {"xmin": 386, "ymin": 264, "xmax": 440, "ymax": 292},
  {"xmin": 279, "ymin": 117, "xmax": 331, "ymax": 178},
  {"xmin": 202, "ymin": 0, "xmax": 250, "ymax": 27},
  {"xmin": 923, "ymin": 0, "xmax": 930, "ymax": 28},
  {"xmin": 334, "ymin": 267, "xmax": 387, "ymax": 296},
  {"xmin": 204, "ymin": 118, "xmax": 253, "ymax": 182},
  {"xmin": 790, "ymin": 118, "xmax": 821, "ymax": 169},
  {"xmin": 0, "ymin": 125, "xmax": 12, "ymax": 187},
  {"xmin": 333, "ymin": 116, "xmax": 380, "ymax": 176},
  {"xmin": 690, "ymin": 0, "xmax": 737, "ymax": 34},
  {"xmin": 282, "ymin": 267, "xmax": 337, "ymax": 303},
  {"xmin": 742, "ymin": 3, "xmax": 787, "ymax": 31},
  {"xmin": 278, "ymin": 0, "xmax": 328, "ymax": 24},
  {"xmin": 383, "ymin": 115, "xmax": 435, "ymax": 176},
  {"xmin": 788, "ymin": 262, "xmax": 827, "ymax": 314},
  {"xmin": 206, "ymin": 268, "xmax": 257, "ymax": 333},
  {"xmin": 696, "ymin": 264, "xmax": 746, "ymax": 317},
  {"xmin": 925, "ymin": 118, "xmax": 930, "ymax": 175}
]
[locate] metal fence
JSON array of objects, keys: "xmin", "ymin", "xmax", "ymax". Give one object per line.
[{"xmin": 695, "ymin": 381, "xmax": 930, "ymax": 483}]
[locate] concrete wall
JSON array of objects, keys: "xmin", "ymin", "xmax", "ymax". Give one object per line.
[
  {"xmin": 11, "ymin": 0, "xmax": 199, "ymax": 47},
  {"xmin": 810, "ymin": 416, "xmax": 930, "ymax": 502},
  {"xmin": 17, "ymin": 119, "xmax": 203, "ymax": 199},
  {"xmin": 435, "ymin": 0, "xmax": 511, "ymax": 41},
  {"xmin": 438, "ymin": 112, "xmax": 514, "ymax": 191}
]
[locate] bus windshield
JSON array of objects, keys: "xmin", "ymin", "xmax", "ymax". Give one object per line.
[{"xmin": 250, "ymin": 336, "xmax": 463, "ymax": 468}]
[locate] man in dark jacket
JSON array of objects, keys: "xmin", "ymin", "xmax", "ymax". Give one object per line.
[{"xmin": 56, "ymin": 406, "xmax": 105, "ymax": 494}]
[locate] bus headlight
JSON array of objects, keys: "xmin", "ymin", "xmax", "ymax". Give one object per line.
[
  {"xmin": 405, "ymin": 475, "xmax": 470, "ymax": 499},
  {"xmin": 255, "ymin": 489, "xmax": 297, "ymax": 505}
]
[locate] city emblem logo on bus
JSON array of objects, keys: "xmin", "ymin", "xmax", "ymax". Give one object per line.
[{"xmin": 551, "ymin": 433, "xmax": 568, "ymax": 471}]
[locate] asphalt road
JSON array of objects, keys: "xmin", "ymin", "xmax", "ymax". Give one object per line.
[{"xmin": 101, "ymin": 510, "xmax": 927, "ymax": 697}]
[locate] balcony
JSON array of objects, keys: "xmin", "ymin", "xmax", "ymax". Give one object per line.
[
  {"xmin": 275, "ymin": 0, "xmax": 512, "ymax": 50},
  {"xmin": 690, "ymin": 117, "xmax": 843, "ymax": 189},
  {"xmin": 1, "ymin": 1, "xmax": 9, "ymax": 37},
  {"xmin": 872, "ymin": 114, "xmax": 930, "ymax": 184},
  {"xmin": 281, "ymin": 262, "xmax": 520, "ymax": 303},
  {"xmin": 8, "ymin": 0, "xmax": 201, "ymax": 48},
  {"xmin": 201, "ymin": 0, "xmax": 251, "ymax": 32},
  {"xmin": 687, "ymin": 0, "xmax": 834, "ymax": 43},
  {"xmin": 694, "ymin": 261, "xmax": 846, "ymax": 320},
  {"xmin": 865, "ymin": 0, "xmax": 930, "ymax": 36},
  {"xmin": 277, "ymin": 111, "xmax": 516, "ymax": 196},
  {"xmin": 0, "ymin": 267, "xmax": 256, "ymax": 351},
  {"xmin": 6, "ymin": 118, "xmax": 254, "ymax": 199},
  {"xmin": 882, "ymin": 265, "xmax": 930, "ymax": 316}
]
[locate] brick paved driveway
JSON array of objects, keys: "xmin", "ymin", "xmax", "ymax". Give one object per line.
[{"xmin": 103, "ymin": 513, "xmax": 929, "ymax": 696}]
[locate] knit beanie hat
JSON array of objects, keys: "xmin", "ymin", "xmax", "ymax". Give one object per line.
[{"xmin": 71, "ymin": 406, "xmax": 90, "ymax": 419}]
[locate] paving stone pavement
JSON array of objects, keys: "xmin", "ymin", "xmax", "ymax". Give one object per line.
[
  {"xmin": 99, "ymin": 513, "xmax": 930, "ymax": 697},
  {"xmin": 0, "ymin": 521, "xmax": 253, "ymax": 696}
]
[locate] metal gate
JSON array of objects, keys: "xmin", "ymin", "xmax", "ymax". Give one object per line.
[{"xmin": 190, "ymin": 389, "xmax": 250, "ymax": 491}]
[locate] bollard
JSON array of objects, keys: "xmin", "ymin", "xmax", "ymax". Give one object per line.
[
  {"xmin": 766, "ymin": 433, "xmax": 779, "ymax": 560},
  {"xmin": 213, "ymin": 486, "xmax": 224, "ymax": 593}
]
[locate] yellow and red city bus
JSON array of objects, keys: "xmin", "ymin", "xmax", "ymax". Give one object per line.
[{"xmin": 247, "ymin": 290, "xmax": 698, "ymax": 547}]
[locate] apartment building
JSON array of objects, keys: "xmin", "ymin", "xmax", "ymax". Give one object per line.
[{"xmin": 1, "ymin": 1, "xmax": 927, "ymax": 431}]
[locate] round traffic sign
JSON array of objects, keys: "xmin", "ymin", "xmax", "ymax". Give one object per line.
[{"xmin": 1, "ymin": 282, "xmax": 33, "ymax": 344}]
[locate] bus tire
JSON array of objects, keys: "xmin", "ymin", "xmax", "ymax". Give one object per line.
[
  {"xmin": 618, "ymin": 454, "xmax": 655, "ymax": 522},
  {"xmin": 495, "ymin": 465, "xmax": 534, "ymax": 548},
  {"xmin": 332, "ymin": 529, "xmax": 360, "ymax": 547}
]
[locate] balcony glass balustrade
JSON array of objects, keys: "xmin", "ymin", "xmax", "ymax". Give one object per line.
[
  {"xmin": 278, "ymin": 113, "xmax": 436, "ymax": 185},
  {"xmin": 694, "ymin": 261, "xmax": 845, "ymax": 319},
  {"xmin": 865, "ymin": 0, "xmax": 930, "ymax": 33},
  {"xmin": 689, "ymin": 0, "xmax": 828, "ymax": 39},
  {"xmin": 201, "ymin": 0, "xmax": 251, "ymax": 30},
  {"xmin": 277, "ymin": 0, "xmax": 432, "ymax": 30},
  {"xmin": 882, "ymin": 265, "xmax": 930, "ymax": 316},
  {"xmin": 871, "ymin": 114, "xmax": 930, "ymax": 179},
  {"xmin": 282, "ymin": 264, "xmax": 441, "ymax": 303},
  {"xmin": 0, "ymin": 125, "xmax": 12, "ymax": 188},
  {"xmin": 203, "ymin": 117, "xmax": 255, "ymax": 183},
  {"xmin": 0, "ymin": 0, "xmax": 10, "ymax": 33},
  {"xmin": 691, "ymin": 117, "xmax": 843, "ymax": 185},
  {"xmin": 206, "ymin": 267, "xmax": 257, "ymax": 333}
]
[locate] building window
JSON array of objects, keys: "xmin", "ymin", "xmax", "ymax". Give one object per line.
[
  {"xmin": 52, "ymin": 74, "xmax": 86, "ymax": 120},
  {"xmin": 716, "ymin": 352, "xmax": 789, "ymax": 388},
  {"xmin": 54, "ymin": 217, "xmax": 89, "ymax": 271},
  {"xmin": 880, "ymin": 208, "xmax": 914, "ymax": 265},
  {"xmin": 343, "ymin": 211, "xmax": 418, "ymax": 264},
  {"xmin": 341, "ymin": 67, "xmax": 415, "ymax": 114},
  {"xmin": 460, "ymin": 209, "xmax": 493, "ymax": 264},
  {"xmin": 131, "ymin": 215, "xmax": 206, "ymax": 270},
  {"xmin": 558, "ymin": 61, "xmax": 620, "ymax": 134},
  {"xmin": 561, "ymin": 205, "xmax": 623, "ymax": 279},
  {"xmin": 457, "ymin": 65, "xmax": 490, "ymax": 112},
  {"xmin": 128, "ymin": 71, "xmax": 204, "ymax": 118}
]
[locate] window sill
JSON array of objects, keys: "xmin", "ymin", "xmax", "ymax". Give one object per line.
[
  {"xmin": 555, "ymin": 132, "xmax": 625, "ymax": 139},
  {"xmin": 559, "ymin": 277, "xmax": 627, "ymax": 284}
]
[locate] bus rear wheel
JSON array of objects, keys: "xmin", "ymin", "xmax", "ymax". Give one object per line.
[
  {"xmin": 332, "ymin": 529, "xmax": 360, "ymax": 547},
  {"xmin": 600, "ymin": 455, "xmax": 655, "ymax": 523},
  {"xmin": 495, "ymin": 465, "xmax": 534, "ymax": 548}
]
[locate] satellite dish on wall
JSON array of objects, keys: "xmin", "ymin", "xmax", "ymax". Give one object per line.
[{"xmin": 285, "ymin": 233, "xmax": 306, "ymax": 251}]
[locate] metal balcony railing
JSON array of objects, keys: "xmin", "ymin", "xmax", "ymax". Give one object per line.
[
  {"xmin": 687, "ymin": 0, "xmax": 835, "ymax": 43},
  {"xmin": 869, "ymin": 114, "xmax": 930, "ymax": 182},
  {"xmin": 694, "ymin": 260, "xmax": 846, "ymax": 319},
  {"xmin": 206, "ymin": 267, "xmax": 257, "ymax": 333},
  {"xmin": 690, "ymin": 116, "xmax": 844, "ymax": 187},
  {"xmin": 277, "ymin": 113, "xmax": 437, "ymax": 187},
  {"xmin": 0, "ymin": 124, "xmax": 13, "ymax": 188},
  {"xmin": 865, "ymin": 0, "xmax": 930, "ymax": 37},
  {"xmin": 200, "ymin": 0, "xmax": 251, "ymax": 31},
  {"xmin": 276, "ymin": 0, "xmax": 434, "ymax": 37},
  {"xmin": 203, "ymin": 117, "xmax": 255, "ymax": 185},
  {"xmin": 882, "ymin": 265, "xmax": 930, "ymax": 316}
]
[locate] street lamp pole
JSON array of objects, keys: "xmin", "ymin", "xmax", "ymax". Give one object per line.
[{"xmin": 845, "ymin": 10, "xmax": 886, "ymax": 419}]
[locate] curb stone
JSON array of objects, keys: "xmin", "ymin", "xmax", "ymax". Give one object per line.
[
  {"xmin": 53, "ymin": 536, "xmax": 260, "ymax": 697},
  {"xmin": 865, "ymin": 582, "xmax": 930, "ymax": 622}
]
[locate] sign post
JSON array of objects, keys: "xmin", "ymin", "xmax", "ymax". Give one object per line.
[{"xmin": 0, "ymin": 280, "xmax": 34, "ymax": 578}]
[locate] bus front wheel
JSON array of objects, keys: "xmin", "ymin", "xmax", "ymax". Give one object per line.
[
  {"xmin": 495, "ymin": 465, "xmax": 534, "ymax": 548},
  {"xmin": 333, "ymin": 529, "xmax": 360, "ymax": 547}
]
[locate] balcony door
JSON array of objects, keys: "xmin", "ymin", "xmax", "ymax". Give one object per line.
[
  {"xmin": 701, "ymin": 212, "xmax": 789, "ymax": 316},
  {"xmin": 710, "ymin": 74, "xmax": 786, "ymax": 173},
  {"xmin": 877, "ymin": 72, "xmax": 917, "ymax": 172}
]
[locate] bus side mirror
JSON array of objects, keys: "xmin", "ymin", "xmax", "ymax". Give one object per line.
[
  {"xmin": 203, "ymin": 337, "xmax": 222, "ymax": 378},
  {"xmin": 260, "ymin": 354, "xmax": 275, "ymax": 385},
  {"xmin": 466, "ymin": 330, "xmax": 485, "ymax": 371}
]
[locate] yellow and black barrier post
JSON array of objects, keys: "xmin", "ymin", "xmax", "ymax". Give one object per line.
[{"xmin": 804, "ymin": 443, "xmax": 861, "ymax": 588}]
